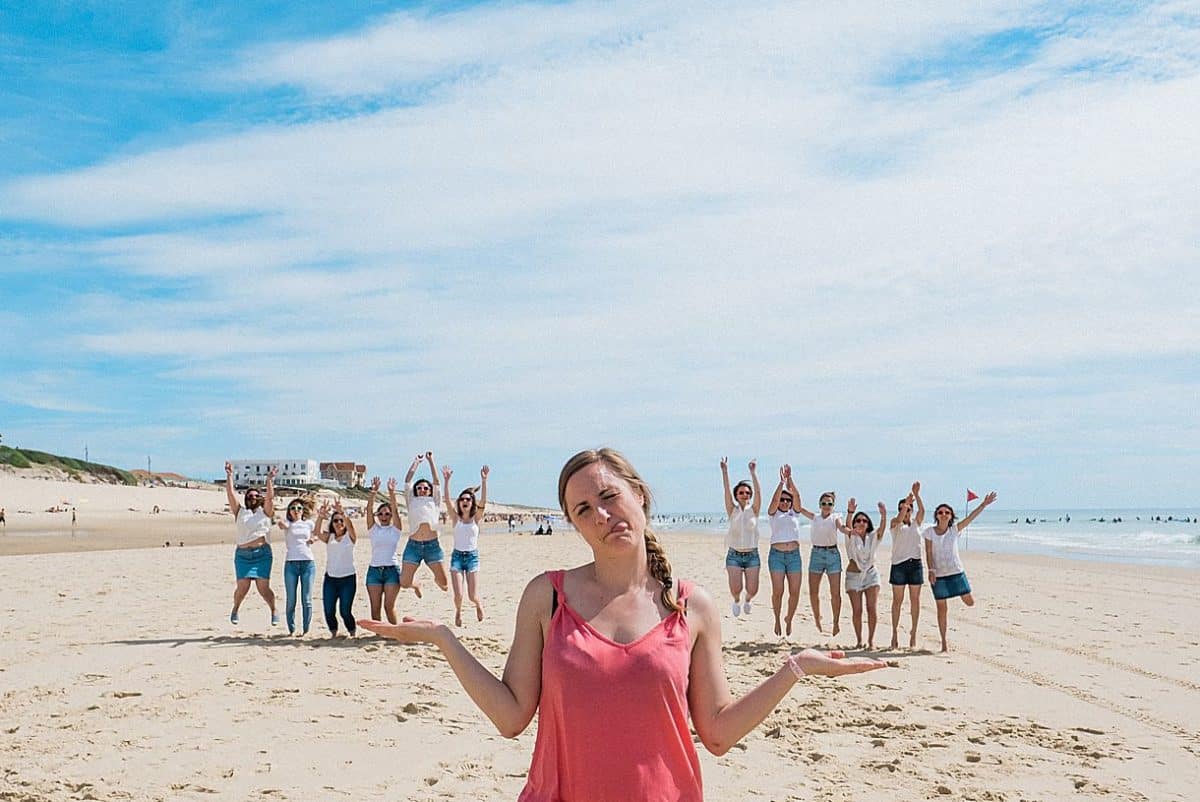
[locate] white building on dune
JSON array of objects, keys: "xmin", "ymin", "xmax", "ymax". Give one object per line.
[{"xmin": 231, "ymin": 459, "xmax": 320, "ymax": 488}]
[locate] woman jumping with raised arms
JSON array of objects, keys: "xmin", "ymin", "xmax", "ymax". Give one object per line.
[
  {"xmin": 361, "ymin": 448, "xmax": 886, "ymax": 802},
  {"xmin": 924, "ymin": 491, "xmax": 997, "ymax": 652},
  {"xmin": 766, "ymin": 464, "xmax": 804, "ymax": 637},
  {"xmin": 796, "ymin": 490, "xmax": 846, "ymax": 635},
  {"xmin": 888, "ymin": 482, "xmax": 925, "ymax": 650},
  {"xmin": 225, "ymin": 462, "xmax": 279, "ymax": 627},
  {"xmin": 720, "ymin": 457, "xmax": 761, "ymax": 618},
  {"xmin": 400, "ymin": 451, "xmax": 448, "ymax": 596},
  {"xmin": 442, "ymin": 463, "xmax": 489, "ymax": 627}
]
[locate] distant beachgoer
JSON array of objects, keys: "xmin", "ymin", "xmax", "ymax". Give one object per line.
[
  {"xmin": 796, "ymin": 491, "xmax": 845, "ymax": 635},
  {"xmin": 536, "ymin": 524, "xmax": 545, "ymax": 535},
  {"xmin": 315, "ymin": 499, "xmax": 358, "ymax": 637},
  {"xmin": 224, "ymin": 461, "xmax": 278, "ymax": 626},
  {"xmin": 277, "ymin": 496, "xmax": 317, "ymax": 636},
  {"xmin": 837, "ymin": 499, "xmax": 887, "ymax": 650},
  {"xmin": 924, "ymin": 492, "xmax": 998, "ymax": 652},
  {"xmin": 71, "ymin": 507, "xmax": 76, "ymax": 526},
  {"xmin": 545, "ymin": 522, "xmax": 553, "ymax": 535},
  {"xmin": 359, "ymin": 447, "xmax": 887, "ymax": 802},
  {"xmin": 766, "ymin": 464, "xmax": 804, "ymax": 636},
  {"xmin": 365, "ymin": 476, "xmax": 404, "ymax": 624},
  {"xmin": 401, "ymin": 452, "xmax": 448, "ymax": 595},
  {"xmin": 720, "ymin": 457, "xmax": 761, "ymax": 618},
  {"xmin": 0, "ymin": 507, "xmax": 5, "ymax": 527},
  {"xmin": 888, "ymin": 482, "xmax": 926, "ymax": 650},
  {"xmin": 441, "ymin": 464, "xmax": 489, "ymax": 627}
]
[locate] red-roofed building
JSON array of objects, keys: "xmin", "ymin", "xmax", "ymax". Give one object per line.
[{"xmin": 320, "ymin": 462, "xmax": 367, "ymax": 489}]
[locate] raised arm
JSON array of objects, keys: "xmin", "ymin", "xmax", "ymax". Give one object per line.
[
  {"xmin": 366, "ymin": 476, "xmax": 380, "ymax": 523},
  {"xmin": 875, "ymin": 501, "xmax": 887, "ymax": 541},
  {"xmin": 340, "ymin": 500, "xmax": 358, "ymax": 543},
  {"xmin": 913, "ymin": 482, "xmax": 925, "ymax": 526},
  {"xmin": 404, "ymin": 454, "xmax": 422, "ymax": 486},
  {"xmin": 314, "ymin": 502, "xmax": 330, "ymax": 542},
  {"xmin": 263, "ymin": 467, "xmax": 277, "ymax": 518},
  {"xmin": 749, "ymin": 460, "xmax": 762, "ymax": 516},
  {"xmin": 720, "ymin": 457, "xmax": 734, "ymax": 516},
  {"xmin": 685, "ymin": 586, "xmax": 886, "ymax": 755},
  {"xmin": 359, "ymin": 572, "xmax": 551, "ymax": 738},
  {"xmin": 387, "ymin": 477, "xmax": 401, "ymax": 526},
  {"xmin": 835, "ymin": 498, "xmax": 857, "ymax": 535},
  {"xmin": 957, "ymin": 491, "xmax": 997, "ymax": 532},
  {"xmin": 224, "ymin": 462, "xmax": 241, "ymax": 517},
  {"xmin": 426, "ymin": 451, "xmax": 440, "ymax": 494},
  {"xmin": 767, "ymin": 465, "xmax": 786, "ymax": 516},
  {"xmin": 477, "ymin": 465, "xmax": 489, "ymax": 516},
  {"xmin": 441, "ymin": 466, "xmax": 458, "ymax": 523}
]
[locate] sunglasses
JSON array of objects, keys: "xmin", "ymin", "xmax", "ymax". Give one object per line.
[
  {"xmin": 819, "ymin": 501, "xmax": 833, "ymax": 507},
  {"xmin": 376, "ymin": 509, "xmax": 392, "ymax": 516},
  {"xmin": 936, "ymin": 509, "xmax": 952, "ymax": 515},
  {"xmin": 331, "ymin": 518, "xmax": 345, "ymax": 524},
  {"xmin": 288, "ymin": 505, "xmax": 303, "ymax": 511}
]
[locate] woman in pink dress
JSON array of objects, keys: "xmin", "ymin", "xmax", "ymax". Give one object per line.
[{"xmin": 361, "ymin": 448, "xmax": 886, "ymax": 801}]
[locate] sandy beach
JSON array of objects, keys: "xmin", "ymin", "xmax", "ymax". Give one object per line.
[{"xmin": 2, "ymin": 477, "xmax": 1198, "ymax": 801}]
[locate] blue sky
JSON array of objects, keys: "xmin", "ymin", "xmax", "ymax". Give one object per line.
[{"xmin": 2, "ymin": 1, "xmax": 1198, "ymax": 511}]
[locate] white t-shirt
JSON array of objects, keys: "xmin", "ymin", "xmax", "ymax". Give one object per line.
[
  {"xmin": 768, "ymin": 510, "xmax": 802, "ymax": 545},
  {"xmin": 453, "ymin": 520, "xmax": 479, "ymax": 552},
  {"xmin": 890, "ymin": 521, "xmax": 924, "ymax": 564},
  {"xmin": 725, "ymin": 505, "xmax": 760, "ymax": 551},
  {"xmin": 283, "ymin": 519, "xmax": 315, "ymax": 561},
  {"xmin": 405, "ymin": 482, "xmax": 440, "ymax": 532},
  {"xmin": 369, "ymin": 524, "xmax": 402, "ymax": 567},
  {"xmin": 809, "ymin": 513, "xmax": 842, "ymax": 547},
  {"xmin": 845, "ymin": 531, "xmax": 881, "ymax": 572},
  {"xmin": 325, "ymin": 532, "xmax": 356, "ymax": 578},
  {"xmin": 923, "ymin": 525, "xmax": 964, "ymax": 577},
  {"xmin": 235, "ymin": 508, "xmax": 273, "ymax": 546}
]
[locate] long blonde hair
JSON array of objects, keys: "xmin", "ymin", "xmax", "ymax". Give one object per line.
[{"xmin": 557, "ymin": 448, "xmax": 681, "ymax": 613}]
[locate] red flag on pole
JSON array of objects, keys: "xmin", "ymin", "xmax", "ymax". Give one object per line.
[{"xmin": 966, "ymin": 489, "xmax": 979, "ymax": 502}]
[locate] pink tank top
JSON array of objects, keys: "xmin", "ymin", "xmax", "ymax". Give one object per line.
[{"xmin": 519, "ymin": 570, "xmax": 702, "ymax": 802}]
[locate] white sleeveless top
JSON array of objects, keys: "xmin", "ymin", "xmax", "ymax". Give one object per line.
[
  {"xmin": 845, "ymin": 532, "xmax": 881, "ymax": 571},
  {"xmin": 768, "ymin": 510, "xmax": 802, "ymax": 545},
  {"xmin": 405, "ymin": 482, "xmax": 440, "ymax": 532},
  {"xmin": 452, "ymin": 520, "xmax": 479, "ymax": 552},
  {"xmin": 890, "ymin": 521, "xmax": 923, "ymax": 564},
  {"xmin": 923, "ymin": 525, "xmax": 964, "ymax": 577},
  {"xmin": 283, "ymin": 519, "xmax": 315, "ymax": 561},
  {"xmin": 236, "ymin": 508, "xmax": 273, "ymax": 546},
  {"xmin": 725, "ymin": 505, "xmax": 760, "ymax": 551},
  {"xmin": 325, "ymin": 532, "xmax": 356, "ymax": 578},
  {"xmin": 368, "ymin": 524, "xmax": 402, "ymax": 567},
  {"xmin": 809, "ymin": 513, "xmax": 841, "ymax": 547}
]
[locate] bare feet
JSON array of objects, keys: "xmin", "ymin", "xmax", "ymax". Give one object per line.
[
  {"xmin": 785, "ymin": 617, "xmax": 794, "ymax": 637},
  {"xmin": 774, "ymin": 618, "xmax": 782, "ymax": 637},
  {"xmin": 832, "ymin": 621, "xmax": 841, "ymax": 637},
  {"xmin": 889, "ymin": 638, "xmax": 899, "ymax": 650},
  {"xmin": 454, "ymin": 610, "xmax": 463, "ymax": 627},
  {"xmin": 475, "ymin": 602, "xmax": 484, "ymax": 622},
  {"xmin": 909, "ymin": 634, "xmax": 918, "ymax": 649},
  {"xmin": 412, "ymin": 583, "xmax": 423, "ymax": 599}
]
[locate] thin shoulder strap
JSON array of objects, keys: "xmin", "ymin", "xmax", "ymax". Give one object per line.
[
  {"xmin": 675, "ymin": 578, "xmax": 692, "ymax": 612},
  {"xmin": 547, "ymin": 570, "xmax": 566, "ymax": 616}
]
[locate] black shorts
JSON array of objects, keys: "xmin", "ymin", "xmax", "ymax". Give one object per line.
[{"xmin": 889, "ymin": 558, "xmax": 924, "ymax": 586}]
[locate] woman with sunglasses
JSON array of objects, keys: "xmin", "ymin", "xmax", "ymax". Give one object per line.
[
  {"xmin": 224, "ymin": 461, "xmax": 279, "ymax": 627},
  {"xmin": 795, "ymin": 491, "xmax": 845, "ymax": 636},
  {"xmin": 400, "ymin": 451, "xmax": 449, "ymax": 596},
  {"xmin": 360, "ymin": 447, "xmax": 886, "ymax": 802},
  {"xmin": 837, "ymin": 499, "xmax": 888, "ymax": 650},
  {"xmin": 314, "ymin": 498, "xmax": 359, "ymax": 637},
  {"xmin": 441, "ymin": 464, "xmax": 489, "ymax": 627},
  {"xmin": 720, "ymin": 457, "xmax": 761, "ymax": 618},
  {"xmin": 276, "ymin": 496, "xmax": 317, "ymax": 636},
  {"xmin": 923, "ymin": 491, "xmax": 998, "ymax": 652},
  {"xmin": 766, "ymin": 463, "xmax": 804, "ymax": 637},
  {"xmin": 365, "ymin": 476, "xmax": 405, "ymax": 624},
  {"xmin": 888, "ymin": 482, "xmax": 925, "ymax": 650}
]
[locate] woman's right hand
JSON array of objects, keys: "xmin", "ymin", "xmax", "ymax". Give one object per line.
[
  {"xmin": 387, "ymin": 477, "xmax": 397, "ymax": 493},
  {"xmin": 370, "ymin": 476, "xmax": 381, "ymax": 492},
  {"xmin": 225, "ymin": 461, "xmax": 233, "ymax": 476},
  {"xmin": 359, "ymin": 617, "xmax": 450, "ymax": 648},
  {"xmin": 442, "ymin": 466, "xmax": 453, "ymax": 483},
  {"xmin": 720, "ymin": 456, "xmax": 728, "ymax": 471}
]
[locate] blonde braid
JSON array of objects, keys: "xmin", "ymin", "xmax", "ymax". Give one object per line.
[{"xmin": 644, "ymin": 529, "xmax": 682, "ymax": 613}]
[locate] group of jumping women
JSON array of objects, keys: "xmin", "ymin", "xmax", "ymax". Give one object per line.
[
  {"xmin": 225, "ymin": 452, "xmax": 488, "ymax": 636},
  {"xmin": 721, "ymin": 458, "xmax": 997, "ymax": 653},
  {"xmin": 220, "ymin": 447, "xmax": 1007, "ymax": 800}
]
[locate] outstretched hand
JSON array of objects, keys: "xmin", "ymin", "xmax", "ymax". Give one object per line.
[
  {"xmin": 224, "ymin": 461, "xmax": 233, "ymax": 476},
  {"xmin": 370, "ymin": 476, "xmax": 381, "ymax": 492},
  {"xmin": 720, "ymin": 457, "xmax": 728, "ymax": 470},
  {"xmin": 358, "ymin": 617, "xmax": 449, "ymax": 647},
  {"xmin": 480, "ymin": 465, "xmax": 489, "ymax": 479},
  {"xmin": 793, "ymin": 648, "xmax": 889, "ymax": 677},
  {"xmin": 847, "ymin": 498, "xmax": 857, "ymax": 514},
  {"xmin": 443, "ymin": 466, "xmax": 453, "ymax": 482},
  {"xmin": 911, "ymin": 481, "xmax": 921, "ymax": 496},
  {"xmin": 387, "ymin": 477, "xmax": 397, "ymax": 493},
  {"xmin": 877, "ymin": 501, "xmax": 887, "ymax": 517},
  {"xmin": 982, "ymin": 491, "xmax": 998, "ymax": 506}
]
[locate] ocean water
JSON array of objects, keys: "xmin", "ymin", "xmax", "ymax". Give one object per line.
[{"xmin": 650, "ymin": 509, "xmax": 1200, "ymax": 570}]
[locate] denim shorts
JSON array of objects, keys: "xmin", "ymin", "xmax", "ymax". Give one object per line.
[
  {"xmin": 932, "ymin": 571, "xmax": 972, "ymax": 600},
  {"xmin": 402, "ymin": 537, "xmax": 445, "ymax": 566},
  {"xmin": 889, "ymin": 557, "xmax": 925, "ymax": 586},
  {"xmin": 808, "ymin": 546, "xmax": 842, "ymax": 574},
  {"xmin": 725, "ymin": 548, "xmax": 761, "ymax": 569},
  {"xmin": 767, "ymin": 546, "xmax": 803, "ymax": 574},
  {"xmin": 844, "ymin": 566, "xmax": 881, "ymax": 592},
  {"xmin": 365, "ymin": 564, "xmax": 400, "ymax": 586},
  {"xmin": 234, "ymin": 544, "xmax": 273, "ymax": 580},
  {"xmin": 450, "ymin": 549, "xmax": 480, "ymax": 573}
]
